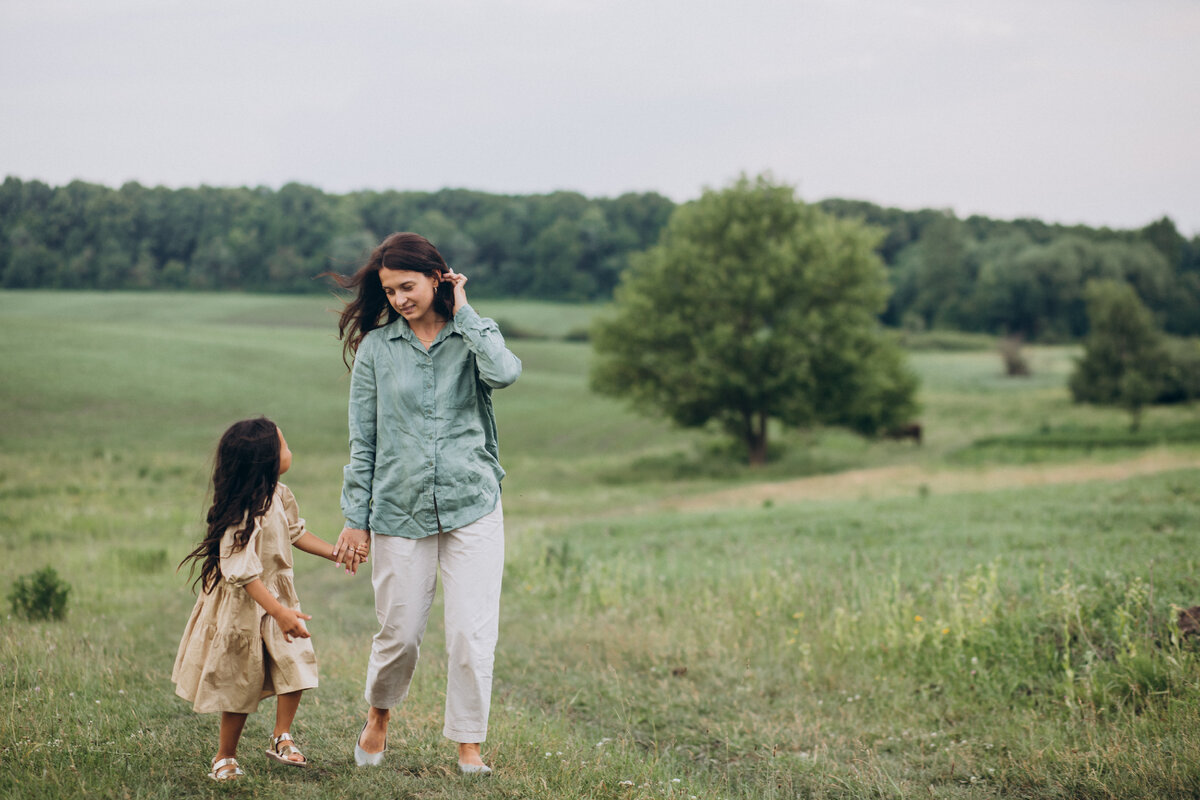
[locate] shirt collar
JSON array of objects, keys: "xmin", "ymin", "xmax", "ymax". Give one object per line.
[{"xmin": 384, "ymin": 316, "xmax": 455, "ymax": 344}]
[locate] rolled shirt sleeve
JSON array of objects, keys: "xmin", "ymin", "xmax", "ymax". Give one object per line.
[{"xmin": 453, "ymin": 304, "xmax": 522, "ymax": 389}]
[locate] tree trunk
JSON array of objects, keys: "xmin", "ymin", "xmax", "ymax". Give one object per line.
[{"xmin": 747, "ymin": 411, "xmax": 769, "ymax": 466}]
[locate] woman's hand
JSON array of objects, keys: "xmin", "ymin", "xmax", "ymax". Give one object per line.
[
  {"xmin": 333, "ymin": 526, "xmax": 370, "ymax": 575},
  {"xmin": 273, "ymin": 606, "xmax": 313, "ymax": 642},
  {"xmin": 444, "ymin": 268, "xmax": 468, "ymax": 314}
]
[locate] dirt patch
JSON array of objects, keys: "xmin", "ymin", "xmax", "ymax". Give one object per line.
[{"xmin": 661, "ymin": 450, "xmax": 1200, "ymax": 512}]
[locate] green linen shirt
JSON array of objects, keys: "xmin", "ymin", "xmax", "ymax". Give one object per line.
[{"xmin": 340, "ymin": 304, "xmax": 522, "ymax": 538}]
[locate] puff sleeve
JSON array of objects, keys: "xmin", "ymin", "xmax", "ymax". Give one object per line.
[
  {"xmin": 277, "ymin": 483, "xmax": 307, "ymax": 544},
  {"xmin": 218, "ymin": 519, "xmax": 263, "ymax": 587}
]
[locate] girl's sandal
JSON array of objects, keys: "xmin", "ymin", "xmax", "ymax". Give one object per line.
[
  {"xmin": 209, "ymin": 757, "xmax": 244, "ymax": 781},
  {"xmin": 266, "ymin": 732, "xmax": 308, "ymax": 767}
]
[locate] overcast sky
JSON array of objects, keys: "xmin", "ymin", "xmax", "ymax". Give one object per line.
[{"xmin": 3, "ymin": 0, "xmax": 1198, "ymax": 234}]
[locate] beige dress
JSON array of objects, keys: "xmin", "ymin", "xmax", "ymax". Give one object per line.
[{"xmin": 172, "ymin": 483, "xmax": 319, "ymax": 714}]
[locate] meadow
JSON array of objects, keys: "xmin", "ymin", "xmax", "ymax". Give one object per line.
[{"xmin": 1, "ymin": 290, "xmax": 1199, "ymax": 799}]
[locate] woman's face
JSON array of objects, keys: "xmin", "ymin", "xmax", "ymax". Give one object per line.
[{"xmin": 380, "ymin": 268, "xmax": 441, "ymax": 325}]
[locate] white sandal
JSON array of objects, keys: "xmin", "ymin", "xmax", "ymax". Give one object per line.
[
  {"xmin": 265, "ymin": 732, "xmax": 308, "ymax": 767},
  {"xmin": 208, "ymin": 756, "xmax": 244, "ymax": 781}
]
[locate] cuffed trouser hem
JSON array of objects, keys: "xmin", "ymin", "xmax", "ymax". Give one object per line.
[
  {"xmin": 444, "ymin": 728, "xmax": 488, "ymax": 743},
  {"xmin": 363, "ymin": 690, "xmax": 406, "ymax": 710}
]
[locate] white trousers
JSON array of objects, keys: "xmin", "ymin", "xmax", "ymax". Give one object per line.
[{"xmin": 364, "ymin": 500, "xmax": 504, "ymax": 743}]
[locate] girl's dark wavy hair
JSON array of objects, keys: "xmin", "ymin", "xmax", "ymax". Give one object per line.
[
  {"xmin": 324, "ymin": 232, "xmax": 455, "ymax": 369},
  {"xmin": 179, "ymin": 417, "xmax": 281, "ymax": 594}
]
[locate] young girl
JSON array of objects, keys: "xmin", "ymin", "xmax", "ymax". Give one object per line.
[{"xmin": 173, "ymin": 417, "xmax": 352, "ymax": 781}]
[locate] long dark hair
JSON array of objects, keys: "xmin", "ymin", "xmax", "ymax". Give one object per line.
[
  {"xmin": 326, "ymin": 232, "xmax": 456, "ymax": 368},
  {"xmin": 179, "ymin": 417, "xmax": 282, "ymax": 594}
]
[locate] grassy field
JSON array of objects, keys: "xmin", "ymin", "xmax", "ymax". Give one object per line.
[{"xmin": 2, "ymin": 290, "xmax": 1199, "ymax": 799}]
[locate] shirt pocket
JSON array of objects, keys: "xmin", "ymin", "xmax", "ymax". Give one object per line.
[{"xmin": 441, "ymin": 361, "xmax": 480, "ymax": 409}]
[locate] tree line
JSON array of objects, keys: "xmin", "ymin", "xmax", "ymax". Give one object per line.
[
  {"xmin": 3, "ymin": 176, "xmax": 1198, "ymax": 339},
  {"xmin": 817, "ymin": 200, "xmax": 1200, "ymax": 339},
  {"xmin": 0, "ymin": 177, "xmax": 673, "ymax": 301}
]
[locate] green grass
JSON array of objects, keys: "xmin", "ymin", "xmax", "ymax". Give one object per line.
[{"xmin": 2, "ymin": 290, "xmax": 1200, "ymax": 799}]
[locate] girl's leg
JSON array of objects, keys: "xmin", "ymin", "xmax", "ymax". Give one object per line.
[
  {"xmin": 360, "ymin": 532, "xmax": 439, "ymax": 753},
  {"xmin": 217, "ymin": 711, "xmax": 248, "ymax": 759},
  {"xmin": 273, "ymin": 690, "xmax": 302, "ymax": 738},
  {"xmin": 269, "ymin": 690, "xmax": 306, "ymax": 763},
  {"xmin": 439, "ymin": 500, "xmax": 505, "ymax": 751}
]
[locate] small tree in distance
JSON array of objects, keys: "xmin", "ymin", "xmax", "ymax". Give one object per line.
[
  {"xmin": 1069, "ymin": 280, "xmax": 1168, "ymax": 431},
  {"xmin": 590, "ymin": 174, "xmax": 918, "ymax": 465}
]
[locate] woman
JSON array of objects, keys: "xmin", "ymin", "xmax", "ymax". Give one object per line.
[{"xmin": 329, "ymin": 232, "xmax": 521, "ymax": 774}]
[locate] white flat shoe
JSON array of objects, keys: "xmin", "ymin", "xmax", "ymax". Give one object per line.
[
  {"xmin": 458, "ymin": 761, "xmax": 492, "ymax": 775},
  {"xmin": 354, "ymin": 721, "xmax": 386, "ymax": 767}
]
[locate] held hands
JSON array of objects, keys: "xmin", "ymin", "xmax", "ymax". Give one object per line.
[
  {"xmin": 443, "ymin": 268, "xmax": 468, "ymax": 314},
  {"xmin": 273, "ymin": 606, "xmax": 312, "ymax": 643},
  {"xmin": 333, "ymin": 527, "xmax": 370, "ymax": 575}
]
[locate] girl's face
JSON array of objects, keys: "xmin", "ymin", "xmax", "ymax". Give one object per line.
[
  {"xmin": 277, "ymin": 427, "xmax": 292, "ymax": 475},
  {"xmin": 380, "ymin": 268, "xmax": 441, "ymax": 325}
]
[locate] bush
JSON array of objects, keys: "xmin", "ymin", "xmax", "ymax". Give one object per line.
[
  {"xmin": 1157, "ymin": 336, "xmax": 1200, "ymax": 403},
  {"xmin": 8, "ymin": 566, "xmax": 71, "ymax": 621},
  {"xmin": 999, "ymin": 335, "xmax": 1031, "ymax": 376}
]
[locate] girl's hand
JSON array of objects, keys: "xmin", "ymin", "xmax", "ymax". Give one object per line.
[
  {"xmin": 273, "ymin": 607, "xmax": 313, "ymax": 642},
  {"xmin": 333, "ymin": 526, "xmax": 370, "ymax": 575},
  {"xmin": 443, "ymin": 268, "xmax": 468, "ymax": 314}
]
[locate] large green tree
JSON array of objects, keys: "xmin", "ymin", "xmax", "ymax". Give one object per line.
[
  {"xmin": 591, "ymin": 175, "xmax": 918, "ymax": 465},
  {"xmin": 1069, "ymin": 280, "xmax": 1169, "ymax": 431}
]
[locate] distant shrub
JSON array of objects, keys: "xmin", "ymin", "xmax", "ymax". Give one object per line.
[
  {"xmin": 492, "ymin": 318, "xmax": 547, "ymax": 341},
  {"xmin": 999, "ymin": 335, "xmax": 1031, "ymax": 376},
  {"xmin": 8, "ymin": 567, "xmax": 71, "ymax": 621},
  {"xmin": 1157, "ymin": 336, "xmax": 1200, "ymax": 404},
  {"xmin": 563, "ymin": 326, "xmax": 591, "ymax": 343}
]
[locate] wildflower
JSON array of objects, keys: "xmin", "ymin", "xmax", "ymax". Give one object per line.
[
  {"xmin": 672, "ymin": 778, "xmax": 682, "ymax": 783},
  {"xmin": 914, "ymin": 615, "xmax": 924, "ymax": 622},
  {"xmin": 941, "ymin": 627, "xmax": 950, "ymax": 635}
]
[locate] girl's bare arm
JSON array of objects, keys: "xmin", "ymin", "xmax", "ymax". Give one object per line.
[
  {"xmin": 243, "ymin": 579, "xmax": 311, "ymax": 640},
  {"xmin": 293, "ymin": 531, "xmax": 338, "ymax": 562}
]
